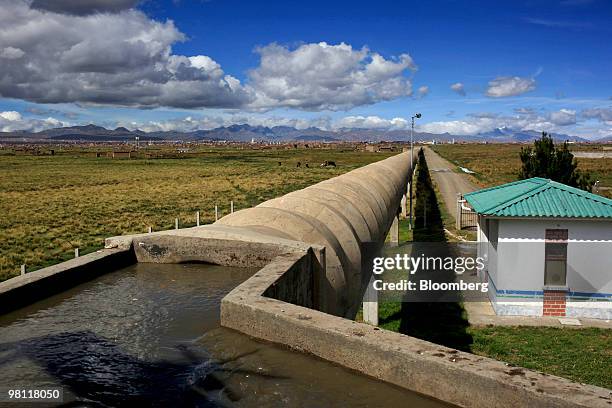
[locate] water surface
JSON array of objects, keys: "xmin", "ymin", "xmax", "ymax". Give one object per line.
[{"xmin": 0, "ymin": 263, "xmax": 448, "ymax": 407}]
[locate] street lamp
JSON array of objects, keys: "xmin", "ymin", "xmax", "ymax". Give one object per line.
[{"xmin": 409, "ymin": 113, "xmax": 421, "ymax": 230}]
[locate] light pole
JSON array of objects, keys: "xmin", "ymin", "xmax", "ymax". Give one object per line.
[{"xmin": 409, "ymin": 113, "xmax": 421, "ymax": 230}]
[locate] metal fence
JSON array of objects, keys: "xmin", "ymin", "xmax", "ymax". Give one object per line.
[{"xmin": 456, "ymin": 194, "xmax": 478, "ymax": 230}]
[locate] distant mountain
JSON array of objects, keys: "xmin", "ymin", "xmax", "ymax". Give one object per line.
[
  {"xmin": 596, "ymin": 135, "xmax": 612, "ymax": 143},
  {"xmin": 476, "ymin": 127, "xmax": 588, "ymax": 143},
  {"xmin": 0, "ymin": 123, "xmax": 598, "ymax": 143}
]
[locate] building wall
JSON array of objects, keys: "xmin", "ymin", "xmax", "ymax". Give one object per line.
[
  {"xmin": 484, "ymin": 218, "xmax": 612, "ymax": 319},
  {"xmin": 497, "ymin": 218, "xmax": 612, "ymax": 295}
]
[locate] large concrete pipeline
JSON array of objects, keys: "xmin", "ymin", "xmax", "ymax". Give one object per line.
[{"xmin": 216, "ymin": 151, "xmax": 414, "ymax": 317}]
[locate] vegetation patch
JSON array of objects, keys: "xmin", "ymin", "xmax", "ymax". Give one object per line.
[
  {"xmin": 431, "ymin": 143, "xmax": 611, "ymax": 197},
  {"xmin": 0, "ymin": 145, "xmax": 392, "ymax": 281},
  {"xmin": 469, "ymin": 326, "xmax": 611, "ymax": 389}
]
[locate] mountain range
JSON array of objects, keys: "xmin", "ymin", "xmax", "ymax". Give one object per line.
[{"xmin": 0, "ymin": 123, "xmax": 604, "ymax": 143}]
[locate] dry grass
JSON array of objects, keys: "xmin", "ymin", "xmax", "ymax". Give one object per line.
[
  {"xmin": 431, "ymin": 143, "xmax": 612, "ymax": 198},
  {"xmin": 0, "ymin": 146, "xmax": 393, "ymax": 281}
]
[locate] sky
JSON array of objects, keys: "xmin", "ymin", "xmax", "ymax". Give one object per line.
[{"xmin": 0, "ymin": 0, "xmax": 611, "ymax": 139}]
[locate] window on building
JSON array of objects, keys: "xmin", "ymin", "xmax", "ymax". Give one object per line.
[{"xmin": 544, "ymin": 229, "xmax": 568, "ymax": 286}]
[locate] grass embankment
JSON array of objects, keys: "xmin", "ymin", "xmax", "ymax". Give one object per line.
[
  {"xmin": 431, "ymin": 143, "xmax": 612, "ymax": 198},
  {"xmin": 379, "ymin": 148, "xmax": 612, "ymax": 389},
  {"xmin": 0, "ymin": 146, "xmax": 392, "ymax": 281}
]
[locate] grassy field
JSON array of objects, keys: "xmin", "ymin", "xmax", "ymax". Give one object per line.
[
  {"xmin": 0, "ymin": 145, "xmax": 393, "ymax": 281},
  {"xmin": 431, "ymin": 143, "xmax": 612, "ymax": 198},
  {"xmin": 470, "ymin": 326, "xmax": 611, "ymax": 389}
]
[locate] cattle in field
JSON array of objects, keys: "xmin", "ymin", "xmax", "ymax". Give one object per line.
[
  {"xmin": 278, "ymin": 161, "xmax": 282, "ymax": 166},
  {"xmin": 320, "ymin": 160, "xmax": 336, "ymax": 167},
  {"xmin": 297, "ymin": 161, "xmax": 301, "ymax": 168}
]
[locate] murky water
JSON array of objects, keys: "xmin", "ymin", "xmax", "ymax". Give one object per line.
[{"xmin": 0, "ymin": 263, "xmax": 448, "ymax": 407}]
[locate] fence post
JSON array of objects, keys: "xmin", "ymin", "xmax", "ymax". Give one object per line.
[
  {"xmin": 231, "ymin": 200, "xmax": 234, "ymax": 214},
  {"xmin": 215, "ymin": 205, "xmax": 218, "ymax": 221},
  {"xmin": 456, "ymin": 193, "xmax": 462, "ymax": 230},
  {"xmin": 196, "ymin": 211, "xmax": 200, "ymax": 226},
  {"xmin": 175, "ymin": 218, "xmax": 179, "ymax": 230},
  {"xmin": 20, "ymin": 264, "xmax": 26, "ymax": 275},
  {"xmin": 148, "ymin": 226, "xmax": 153, "ymax": 233},
  {"xmin": 74, "ymin": 248, "xmax": 80, "ymax": 258}
]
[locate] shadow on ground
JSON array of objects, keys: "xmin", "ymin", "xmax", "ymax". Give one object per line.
[{"xmin": 380, "ymin": 148, "xmax": 473, "ymax": 352}]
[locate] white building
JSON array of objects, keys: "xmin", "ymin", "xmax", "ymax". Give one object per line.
[{"xmin": 465, "ymin": 177, "xmax": 612, "ymax": 319}]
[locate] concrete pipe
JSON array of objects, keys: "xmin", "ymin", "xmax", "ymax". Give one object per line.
[
  {"xmin": 217, "ymin": 206, "xmax": 351, "ymax": 314},
  {"xmin": 216, "ymin": 151, "xmax": 414, "ymax": 316}
]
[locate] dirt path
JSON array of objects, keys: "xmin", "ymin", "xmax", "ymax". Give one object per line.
[{"xmin": 422, "ymin": 147, "xmax": 478, "ymax": 221}]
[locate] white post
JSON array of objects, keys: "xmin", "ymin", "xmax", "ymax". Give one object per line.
[
  {"xmin": 400, "ymin": 193, "xmax": 407, "ymax": 219},
  {"xmin": 20, "ymin": 264, "xmax": 26, "ymax": 275},
  {"xmin": 148, "ymin": 226, "xmax": 152, "ymax": 233},
  {"xmin": 362, "ymin": 275, "xmax": 379, "ymax": 326},
  {"xmin": 175, "ymin": 218, "xmax": 179, "ymax": 230},
  {"xmin": 456, "ymin": 193, "xmax": 462, "ymax": 230},
  {"xmin": 230, "ymin": 200, "xmax": 234, "ymax": 214},
  {"xmin": 196, "ymin": 211, "xmax": 200, "ymax": 226},
  {"xmin": 215, "ymin": 205, "xmax": 219, "ymax": 221},
  {"xmin": 390, "ymin": 214, "xmax": 399, "ymax": 247},
  {"xmin": 74, "ymin": 248, "xmax": 79, "ymax": 258}
]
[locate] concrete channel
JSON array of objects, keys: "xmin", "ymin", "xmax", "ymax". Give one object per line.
[{"xmin": 0, "ymin": 151, "xmax": 610, "ymax": 407}]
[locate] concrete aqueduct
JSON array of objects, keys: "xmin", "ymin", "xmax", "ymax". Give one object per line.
[
  {"xmin": 217, "ymin": 151, "xmax": 412, "ymax": 317},
  {"xmin": 1, "ymin": 151, "xmax": 610, "ymax": 408}
]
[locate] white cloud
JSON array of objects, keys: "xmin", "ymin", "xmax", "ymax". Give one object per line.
[
  {"xmin": 248, "ymin": 42, "xmax": 417, "ymax": 111},
  {"xmin": 128, "ymin": 114, "xmax": 334, "ymax": 133},
  {"xmin": 0, "ymin": 1, "xmax": 250, "ymax": 109},
  {"xmin": 582, "ymin": 108, "xmax": 612, "ymax": 124},
  {"xmin": 418, "ymin": 108, "xmax": 578, "ymax": 135},
  {"xmin": 417, "ymin": 86, "xmax": 429, "ymax": 98},
  {"xmin": 549, "ymin": 108, "xmax": 576, "ymax": 126},
  {"xmin": 523, "ymin": 17, "xmax": 592, "ymax": 29},
  {"xmin": 0, "ymin": 110, "xmax": 69, "ymax": 132},
  {"xmin": 0, "ymin": 111, "xmax": 22, "ymax": 121},
  {"xmin": 0, "ymin": 46, "xmax": 25, "ymax": 59},
  {"xmin": 486, "ymin": 76, "xmax": 536, "ymax": 97},
  {"xmin": 334, "ymin": 115, "xmax": 409, "ymax": 130},
  {"xmin": 0, "ymin": 3, "xmax": 419, "ymax": 112},
  {"xmin": 121, "ymin": 114, "xmax": 415, "ymax": 133},
  {"xmin": 450, "ymin": 82, "xmax": 465, "ymax": 96},
  {"xmin": 30, "ymin": 0, "xmax": 139, "ymax": 15}
]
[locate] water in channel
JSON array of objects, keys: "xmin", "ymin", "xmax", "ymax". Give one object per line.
[{"xmin": 0, "ymin": 263, "xmax": 449, "ymax": 407}]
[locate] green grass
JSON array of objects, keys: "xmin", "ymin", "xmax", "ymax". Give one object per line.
[
  {"xmin": 431, "ymin": 143, "xmax": 612, "ymax": 198},
  {"xmin": 0, "ymin": 145, "xmax": 393, "ymax": 281},
  {"xmin": 469, "ymin": 326, "xmax": 611, "ymax": 389}
]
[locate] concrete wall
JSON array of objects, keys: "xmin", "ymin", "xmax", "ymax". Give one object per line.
[
  {"xmin": 0, "ymin": 248, "xmax": 135, "ymax": 314},
  {"xmin": 216, "ymin": 151, "xmax": 413, "ymax": 317},
  {"xmin": 222, "ymin": 248, "xmax": 612, "ymax": 408}
]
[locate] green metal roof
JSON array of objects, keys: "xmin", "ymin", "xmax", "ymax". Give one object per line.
[{"xmin": 464, "ymin": 177, "xmax": 612, "ymax": 218}]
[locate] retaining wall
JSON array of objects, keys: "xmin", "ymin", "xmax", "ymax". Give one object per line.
[
  {"xmin": 0, "ymin": 248, "xmax": 135, "ymax": 314},
  {"xmin": 221, "ymin": 249, "xmax": 612, "ymax": 408}
]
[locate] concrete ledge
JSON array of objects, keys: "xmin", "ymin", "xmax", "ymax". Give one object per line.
[
  {"xmin": 0, "ymin": 248, "xmax": 135, "ymax": 314},
  {"xmin": 222, "ymin": 252, "xmax": 612, "ymax": 408}
]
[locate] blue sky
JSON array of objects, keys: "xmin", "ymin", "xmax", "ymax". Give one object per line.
[{"xmin": 0, "ymin": 0, "xmax": 611, "ymax": 139}]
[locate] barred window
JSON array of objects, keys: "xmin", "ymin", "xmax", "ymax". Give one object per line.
[{"xmin": 544, "ymin": 229, "xmax": 568, "ymax": 286}]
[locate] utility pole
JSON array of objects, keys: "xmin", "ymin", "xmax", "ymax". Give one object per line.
[{"xmin": 409, "ymin": 113, "xmax": 421, "ymax": 230}]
